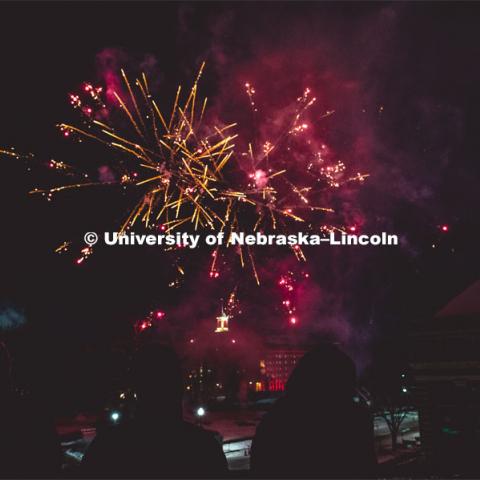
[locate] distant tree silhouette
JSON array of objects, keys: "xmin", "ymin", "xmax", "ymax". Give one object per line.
[
  {"xmin": 375, "ymin": 386, "xmax": 414, "ymax": 450},
  {"xmin": 363, "ymin": 342, "xmax": 415, "ymax": 451}
]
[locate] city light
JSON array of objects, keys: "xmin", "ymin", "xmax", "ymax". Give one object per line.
[
  {"xmin": 196, "ymin": 406, "xmax": 206, "ymax": 417},
  {"xmin": 110, "ymin": 411, "xmax": 121, "ymax": 423}
]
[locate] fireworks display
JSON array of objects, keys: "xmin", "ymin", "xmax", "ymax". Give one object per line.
[
  {"xmin": 38, "ymin": 63, "xmax": 240, "ymax": 236},
  {"xmin": 2, "ymin": 62, "xmax": 368, "ymax": 301}
]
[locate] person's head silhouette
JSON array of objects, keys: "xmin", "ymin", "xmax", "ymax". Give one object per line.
[
  {"xmin": 131, "ymin": 344, "xmax": 183, "ymax": 421},
  {"xmin": 286, "ymin": 343, "xmax": 356, "ymax": 404}
]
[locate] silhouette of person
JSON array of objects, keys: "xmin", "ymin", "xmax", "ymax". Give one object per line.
[
  {"xmin": 250, "ymin": 343, "xmax": 376, "ymax": 478},
  {"xmin": 82, "ymin": 344, "xmax": 228, "ymax": 477},
  {"xmin": 0, "ymin": 341, "xmax": 62, "ymax": 478}
]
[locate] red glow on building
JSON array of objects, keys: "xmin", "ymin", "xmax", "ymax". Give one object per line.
[
  {"xmin": 268, "ymin": 379, "xmax": 285, "ymax": 392},
  {"xmin": 263, "ymin": 348, "xmax": 305, "ymax": 392},
  {"xmin": 441, "ymin": 224, "xmax": 449, "ymax": 232}
]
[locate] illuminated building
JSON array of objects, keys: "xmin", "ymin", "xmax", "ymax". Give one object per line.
[
  {"xmin": 265, "ymin": 348, "xmax": 305, "ymax": 391},
  {"xmin": 215, "ymin": 309, "xmax": 229, "ymax": 333},
  {"xmin": 255, "ymin": 344, "xmax": 306, "ymax": 392}
]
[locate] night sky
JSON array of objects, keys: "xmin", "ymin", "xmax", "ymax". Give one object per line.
[{"xmin": 1, "ymin": 2, "xmax": 479, "ymax": 392}]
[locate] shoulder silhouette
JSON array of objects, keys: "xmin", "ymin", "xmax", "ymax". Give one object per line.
[
  {"xmin": 0, "ymin": 341, "xmax": 61, "ymax": 478},
  {"xmin": 251, "ymin": 343, "xmax": 376, "ymax": 478},
  {"xmin": 82, "ymin": 344, "xmax": 227, "ymax": 477}
]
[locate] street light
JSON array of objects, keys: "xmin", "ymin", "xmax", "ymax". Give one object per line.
[
  {"xmin": 195, "ymin": 406, "xmax": 206, "ymax": 427},
  {"xmin": 110, "ymin": 410, "xmax": 121, "ymax": 423}
]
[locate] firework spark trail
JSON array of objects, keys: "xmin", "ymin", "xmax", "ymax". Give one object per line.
[
  {"xmin": 2, "ymin": 62, "xmax": 368, "ymax": 282},
  {"xmin": 278, "ymin": 269, "xmax": 310, "ymax": 326}
]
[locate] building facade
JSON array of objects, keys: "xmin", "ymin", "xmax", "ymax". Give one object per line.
[{"xmin": 410, "ymin": 281, "xmax": 480, "ymax": 475}]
